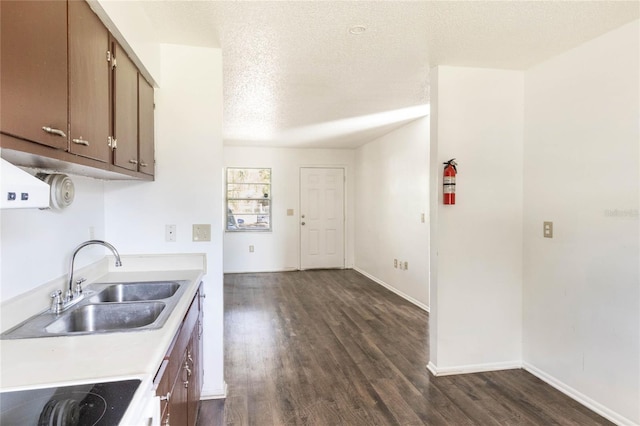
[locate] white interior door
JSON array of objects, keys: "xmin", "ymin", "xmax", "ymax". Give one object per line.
[{"xmin": 300, "ymin": 167, "xmax": 345, "ymax": 269}]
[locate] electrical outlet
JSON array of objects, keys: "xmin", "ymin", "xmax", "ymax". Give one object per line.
[
  {"xmin": 192, "ymin": 224, "xmax": 211, "ymax": 242},
  {"xmin": 249, "ymin": 245, "xmax": 255, "ymax": 253},
  {"xmin": 394, "ymin": 259, "xmax": 398, "ymax": 268},
  {"xmin": 421, "ymin": 213, "xmax": 425, "ymax": 223},
  {"xmin": 166, "ymin": 224, "xmax": 176, "ymax": 242},
  {"xmin": 404, "ymin": 261, "xmax": 408, "ymax": 270},
  {"xmin": 543, "ymin": 221, "xmax": 553, "ymax": 238}
]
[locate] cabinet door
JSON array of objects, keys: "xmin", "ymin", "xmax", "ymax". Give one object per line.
[
  {"xmin": 112, "ymin": 40, "xmax": 138, "ymax": 171},
  {"xmin": 169, "ymin": 351, "xmax": 190, "ymax": 426},
  {"xmin": 138, "ymin": 75, "xmax": 155, "ymax": 175},
  {"xmin": 0, "ymin": 1, "xmax": 68, "ymax": 149},
  {"xmin": 187, "ymin": 325, "xmax": 203, "ymax": 426},
  {"xmin": 68, "ymin": 0, "xmax": 110, "ymax": 162}
]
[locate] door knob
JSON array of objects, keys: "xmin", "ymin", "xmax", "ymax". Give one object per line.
[{"xmin": 301, "ymin": 222, "xmax": 306, "ymax": 226}]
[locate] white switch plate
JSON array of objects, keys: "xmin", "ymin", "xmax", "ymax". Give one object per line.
[
  {"xmin": 192, "ymin": 224, "xmax": 211, "ymax": 242},
  {"xmin": 166, "ymin": 224, "xmax": 176, "ymax": 242},
  {"xmin": 249, "ymin": 245, "xmax": 255, "ymax": 253}
]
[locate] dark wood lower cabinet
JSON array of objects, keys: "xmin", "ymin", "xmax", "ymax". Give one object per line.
[{"xmin": 155, "ymin": 283, "xmax": 203, "ymax": 426}]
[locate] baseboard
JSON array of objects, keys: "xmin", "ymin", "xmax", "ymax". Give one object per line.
[
  {"xmin": 427, "ymin": 360, "xmax": 522, "ymax": 376},
  {"xmin": 224, "ymin": 267, "xmax": 298, "ymax": 274},
  {"xmin": 523, "ymin": 362, "xmax": 637, "ymax": 426},
  {"xmin": 200, "ymin": 381, "xmax": 228, "ymax": 400},
  {"xmin": 353, "ymin": 267, "xmax": 430, "ymax": 312}
]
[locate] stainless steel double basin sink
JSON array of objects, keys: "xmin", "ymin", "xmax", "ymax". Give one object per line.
[{"xmin": 1, "ymin": 281, "xmax": 189, "ymax": 339}]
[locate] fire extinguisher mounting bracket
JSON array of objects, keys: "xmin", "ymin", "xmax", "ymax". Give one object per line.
[{"xmin": 443, "ymin": 158, "xmax": 457, "ymax": 172}]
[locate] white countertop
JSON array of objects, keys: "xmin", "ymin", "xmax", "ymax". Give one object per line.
[{"xmin": 0, "ymin": 253, "xmax": 207, "ymax": 424}]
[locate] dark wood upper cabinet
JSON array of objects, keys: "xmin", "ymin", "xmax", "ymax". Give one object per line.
[
  {"xmin": 1, "ymin": 1, "xmax": 154, "ymax": 181},
  {"xmin": 68, "ymin": 0, "xmax": 111, "ymax": 163},
  {"xmin": 112, "ymin": 40, "xmax": 139, "ymax": 172},
  {"xmin": 138, "ymin": 75, "xmax": 155, "ymax": 176},
  {"xmin": 0, "ymin": 1, "xmax": 69, "ymax": 150}
]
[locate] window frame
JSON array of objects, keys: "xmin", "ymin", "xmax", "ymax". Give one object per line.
[{"xmin": 226, "ymin": 167, "xmax": 272, "ymax": 232}]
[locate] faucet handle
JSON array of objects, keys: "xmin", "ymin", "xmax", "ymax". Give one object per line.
[
  {"xmin": 75, "ymin": 278, "xmax": 86, "ymax": 296},
  {"xmin": 50, "ymin": 290, "xmax": 63, "ymax": 313}
]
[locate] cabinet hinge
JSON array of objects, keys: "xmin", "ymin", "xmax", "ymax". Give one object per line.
[
  {"xmin": 106, "ymin": 50, "xmax": 111, "ymax": 62},
  {"xmin": 108, "ymin": 136, "xmax": 117, "ymax": 150}
]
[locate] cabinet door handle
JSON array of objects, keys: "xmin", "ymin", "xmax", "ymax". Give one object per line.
[
  {"xmin": 159, "ymin": 391, "xmax": 171, "ymax": 402},
  {"xmin": 72, "ymin": 137, "xmax": 89, "ymax": 146},
  {"xmin": 139, "ymin": 161, "xmax": 148, "ymax": 167},
  {"xmin": 42, "ymin": 126, "xmax": 67, "ymax": 138},
  {"xmin": 129, "ymin": 159, "xmax": 138, "ymax": 165}
]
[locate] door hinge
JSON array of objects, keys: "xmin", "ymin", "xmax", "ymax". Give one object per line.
[
  {"xmin": 112, "ymin": 58, "xmax": 117, "ymax": 70},
  {"xmin": 106, "ymin": 50, "xmax": 111, "ymax": 62}
]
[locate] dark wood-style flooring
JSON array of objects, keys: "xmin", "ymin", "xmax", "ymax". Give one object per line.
[{"xmin": 197, "ymin": 270, "xmax": 612, "ymax": 425}]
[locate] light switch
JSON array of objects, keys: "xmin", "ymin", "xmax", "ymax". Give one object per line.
[
  {"xmin": 543, "ymin": 221, "xmax": 553, "ymax": 238},
  {"xmin": 192, "ymin": 224, "xmax": 211, "ymax": 242},
  {"xmin": 287, "ymin": 209, "xmax": 294, "ymax": 216}
]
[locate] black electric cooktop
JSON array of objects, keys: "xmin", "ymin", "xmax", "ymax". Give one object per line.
[{"xmin": 0, "ymin": 379, "xmax": 140, "ymax": 426}]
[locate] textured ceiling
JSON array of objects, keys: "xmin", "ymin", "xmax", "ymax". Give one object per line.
[{"xmin": 138, "ymin": 1, "xmax": 639, "ymax": 148}]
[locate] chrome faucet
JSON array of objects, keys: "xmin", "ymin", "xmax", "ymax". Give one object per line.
[{"xmin": 50, "ymin": 240, "xmax": 123, "ymax": 314}]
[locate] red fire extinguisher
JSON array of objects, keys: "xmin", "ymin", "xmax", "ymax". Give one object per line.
[{"xmin": 443, "ymin": 158, "xmax": 457, "ymax": 205}]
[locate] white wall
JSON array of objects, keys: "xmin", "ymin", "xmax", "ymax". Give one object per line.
[
  {"xmin": 104, "ymin": 44, "xmax": 225, "ymax": 397},
  {"xmin": 429, "ymin": 66, "xmax": 524, "ymax": 372},
  {"xmin": 523, "ymin": 20, "xmax": 639, "ymax": 425},
  {"xmin": 0, "ymin": 175, "xmax": 106, "ymax": 302},
  {"xmin": 223, "ymin": 147, "xmax": 355, "ymax": 273},
  {"xmin": 92, "ymin": 0, "xmax": 161, "ymax": 84},
  {"xmin": 354, "ymin": 117, "xmax": 430, "ymax": 309}
]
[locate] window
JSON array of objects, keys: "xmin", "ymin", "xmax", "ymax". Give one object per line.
[{"xmin": 226, "ymin": 168, "xmax": 271, "ymax": 231}]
